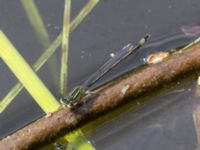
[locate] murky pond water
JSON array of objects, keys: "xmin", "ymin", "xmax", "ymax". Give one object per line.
[
  {"xmin": 0, "ymin": 0, "xmax": 200, "ymax": 149},
  {"xmin": 85, "ymin": 78, "xmax": 198, "ymax": 150}
]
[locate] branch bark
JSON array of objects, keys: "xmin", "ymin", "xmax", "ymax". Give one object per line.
[{"xmin": 1, "ymin": 42, "xmax": 200, "ymax": 149}]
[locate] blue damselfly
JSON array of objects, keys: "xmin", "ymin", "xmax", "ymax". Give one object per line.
[{"xmin": 62, "ymin": 34, "xmax": 150, "ymax": 107}]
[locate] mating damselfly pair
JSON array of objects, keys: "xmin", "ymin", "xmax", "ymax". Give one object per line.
[{"xmin": 61, "ymin": 34, "xmax": 150, "ymax": 108}]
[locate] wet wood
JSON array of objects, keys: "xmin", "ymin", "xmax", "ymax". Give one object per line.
[{"xmin": 1, "ymin": 42, "xmax": 200, "ymax": 149}]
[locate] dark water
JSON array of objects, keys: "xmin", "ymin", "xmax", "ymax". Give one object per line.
[
  {"xmin": 86, "ymin": 79, "xmax": 197, "ymax": 150},
  {"xmin": 0, "ymin": 0, "xmax": 200, "ymax": 149}
]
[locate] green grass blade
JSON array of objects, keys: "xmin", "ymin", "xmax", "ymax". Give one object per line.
[
  {"xmin": 20, "ymin": 0, "xmax": 59, "ymax": 86},
  {"xmin": 0, "ymin": 30, "xmax": 94, "ymax": 149},
  {"xmin": 0, "ymin": 35, "xmax": 62, "ymax": 112},
  {"xmin": 0, "ymin": 0, "xmax": 99, "ymax": 149},
  {"xmin": 0, "ymin": 0, "xmax": 99, "ymax": 113},
  {"xmin": 65, "ymin": 129, "xmax": 95, "ymax": 150},
  {"xmin": 60, "ymin": 0, "xmax": 71, "ymax": 97},
  {"xmin": 20, "ymin": 0, "xmax": 50, "ymax": 47},
  {"xmin": 0, "ymin": 31, "xmax": 60, "ymax": 113},
  {"xmin": 70, "ymin": 0, "xmax": 99, "ymax": 32}
]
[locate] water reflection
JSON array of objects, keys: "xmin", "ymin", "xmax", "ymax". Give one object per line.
[{"xmin": 86, "ymin": 78, "xmax": 198, "ymax": 150}]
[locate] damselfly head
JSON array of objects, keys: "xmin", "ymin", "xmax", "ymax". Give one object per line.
[{"xmin": 63, "ymin": 86, "xmax": 87, "ymax": 108}]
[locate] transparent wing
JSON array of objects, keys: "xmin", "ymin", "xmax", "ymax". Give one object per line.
[{"xmin": 83, "ymin": 34, "xmax": 150, "ymax": 88}]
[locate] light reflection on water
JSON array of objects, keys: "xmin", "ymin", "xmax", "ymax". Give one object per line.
[{"xmin": 86, "ymin": 74, "xmax": 198, "ymax": 150}]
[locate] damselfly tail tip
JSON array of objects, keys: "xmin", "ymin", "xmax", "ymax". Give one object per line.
[{"xmin": 139, "ymin": 34, "xmax": 151, "ymax": 46}]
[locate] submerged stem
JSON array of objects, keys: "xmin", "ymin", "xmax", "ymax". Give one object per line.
[{"xmin": 20, "ymin": 0, "xmax": 59, "ymax": 85}]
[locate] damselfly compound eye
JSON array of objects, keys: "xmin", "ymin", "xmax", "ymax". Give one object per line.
[{"xmin": 145, "ymin": 52, "xmax": 170, "ymax": 64}]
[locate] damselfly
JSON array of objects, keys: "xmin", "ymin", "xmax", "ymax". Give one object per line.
[{"xmin": 62, "ymin": 34, "xmax": 150, "ymax": 107}]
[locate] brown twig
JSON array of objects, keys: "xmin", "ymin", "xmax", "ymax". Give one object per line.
[{"xmin": 1, "ymin": 42, "xmax": 200, "ymax": 149}]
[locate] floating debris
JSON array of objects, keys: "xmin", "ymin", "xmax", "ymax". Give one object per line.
[{"xmin": 145, "ymin": 52, "xmax": 170, "ymax": 64}]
